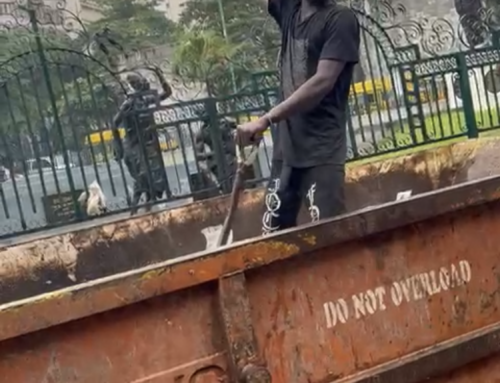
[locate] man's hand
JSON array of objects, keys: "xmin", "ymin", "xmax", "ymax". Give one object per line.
[{"xmin": 236, "ymin": 117, "xmax": 269, "ymax": 146}]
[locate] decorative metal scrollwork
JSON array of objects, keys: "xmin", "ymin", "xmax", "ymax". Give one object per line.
[
  {"xmin": 216, "ymin": 92, "xmax": 267, "ymax": 115},
  {"xmin": 358, "ymin": 0, "xmax": 500, "ymax": 57},
  {"xmin": 376, "ymin": 137, "xmax": 396, "ymax": 152},
  {"xmin": 395, "ymin": 132, "xmax": 414, "ymax": 147},
  {"xmin": 373, "ymin": 1, "xmax": 456, "ymax": 57},
  {"xmin": 375, "ymin": 131, "xmax": 414, "ymax": 153},
  {"xmin": 426, "ymin": 128, "xmax": 438, "ymax": 140},
  {"xmin": 346, "ymin": 146, "xmax": 355, "ymax": 160},
  {"xmin": 357, "ymin": 141, "xmax": 377, "ymax": 157},
  {"xmin": 456, "ymin": 2, "xmax": 500, "ymax": 49}
]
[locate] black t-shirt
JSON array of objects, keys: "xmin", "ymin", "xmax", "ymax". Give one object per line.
[{"xmin": 269, "ymin": 0, "xmax": 360, "ymax": 167}]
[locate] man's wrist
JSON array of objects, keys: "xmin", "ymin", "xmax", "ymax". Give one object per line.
[{"xmin": 262, "ymin": 113, "xmax": 275, "ymax": 127}]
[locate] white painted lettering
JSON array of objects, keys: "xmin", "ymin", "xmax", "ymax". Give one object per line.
[
  {"xmin": 322, "ymin": 260, "xmax": 472, "ymax": 328},
  {"xmin": 390, "ymin": 282, "xmax": 404, "ymax": 306},
  {"xmin": 400, "ymin": 278, "xmax": 413, "ymax": 303},
  {"xmin": 324, "ymin": 299, "xmax": 349, "ymax": 328},
  {"xmin": 450, "ymin": 264, "xmax": 463, "ymax": 287},
  {"xmin": 429, "ymin": 271, "xmax": 442, "ymax": 294},
  {"xmin": 411, "ymin": 276, "xmax": 424, "ymax": 300},
  {"xmin": 374, "ymin": 287, "xmax": 387, "ymax": 311},
  {"xmin": 419, "ymin": 273, "xmax": 434, "ymax": 296},
  {"xmin": 324, "ymin": 302, "xmax": 336, "ymax": 329},
  {"xmin": 439, "ymin": 267, "xmax": 451, "ymax": 291},
  {"xmin": 459, "ymin": 260, "xmax": 472, "ymax": 283},
  {"xmin": 353, "ymin": 287, "xmax": 388, "ymax": 319},
  {"xmin": 364, "ymin": 289, "xmax": 377, "ymax": 314},
  {"xmin": 336, "ymin": 299, "xmax": 349, "ymax": 324},
  {"xmin": 352, "ymin": 293, "xmax": 367, "ymax": 319}
]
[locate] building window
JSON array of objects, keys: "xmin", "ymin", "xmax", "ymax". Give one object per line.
[
  {"xmin": 35, "ymin": 7, "xmax": 64, "ymax": 25},
  {"xmin": 0, "ymin": 2, "xmax": 16, "ymax": 15}
]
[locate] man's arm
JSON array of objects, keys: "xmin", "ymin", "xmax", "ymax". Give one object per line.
[
  {"xmin": 267, "ymin": 0, "xmax": 299, "ymax": 27},
  {"xmin": 158, "ymin": 76, "xmax": 173, "ymax": 101},
  {"xmin": 264, "ymin": 60, "xmax": 346, "ymax": 123},
  {"xmin": 151, "ymin": 66, "xmax": 173, "ymax": 101},
  {"xmin": 268, "ymin": 0, "xmax": 282, "ymax": 25},
  {"xmin": 112, "ymin": 99, "xmax": 131, "ymax": 128},
  {"xmin": 112, "ymin": 101, "xmax": 130, "ymax": 160},
  {"xmin": 264, "ymin": 9, "xmax": 360, "ymax": 124}
]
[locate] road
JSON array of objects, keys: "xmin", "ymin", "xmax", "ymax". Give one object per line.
[
  {"xmin": 0, "ymin": 140, "xmax": 275, "ymax": 237},
  {"xmin": 0, "ymin": 121, "xmax": 407, "ymax": 238},
  {"xmin": 0, "ymin": 108, "xmax": 424, "ymax": 239}
]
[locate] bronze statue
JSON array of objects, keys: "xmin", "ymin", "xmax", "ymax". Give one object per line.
[
  {"xmin": 193, "ymin": 115, "xmax": 238, "ymax": 194},
  {"xmin": 112, "ymin": 68, "xmax": 173, "ymax": 214}
]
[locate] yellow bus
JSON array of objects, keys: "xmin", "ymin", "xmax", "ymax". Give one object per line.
[
  {"xmin": 348, "ymin": 75, "xmax": 446, "ymax": 114},
  {"xmin": 85, "ymin": 128, "xmax": 179, "ymax": 151},
  {"xmin": 349, "ymin": 78, "xmax": 391, "ymax": 114},
  {"xmin": 403, "ymin": 71, "xmax": 446, "ymax": 104}
]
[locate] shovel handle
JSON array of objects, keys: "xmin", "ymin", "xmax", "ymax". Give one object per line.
[{"xmin": 216, "ymin": 142, "xmax": 260, "ymax": 248}]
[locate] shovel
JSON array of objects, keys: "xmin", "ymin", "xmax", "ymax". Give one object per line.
[{"xmin": 216, "ymin": 142, "xmax": 260, "ymax": 248}]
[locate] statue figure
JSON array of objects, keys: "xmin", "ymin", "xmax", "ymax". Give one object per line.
[
  {"xmin": 112, "ymin": 68, "xmax": 173, "ymax": 214},
  {"xmin": 193, "ymin": 115, "xmax": 238, "ymax": 193}
]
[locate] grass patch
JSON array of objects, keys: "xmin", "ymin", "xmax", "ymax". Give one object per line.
[{"xmin": 351, "ymin": 107, "xmax": 500, "ymax": 166}]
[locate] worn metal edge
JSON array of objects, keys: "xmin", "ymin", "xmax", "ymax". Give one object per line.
[
  {"xmin": 0, "ymin": 136, "xmax": 486, "ymax": 250},
  {"xmin": 335, "ymin": 320, "xmax": 500, "ymax": 383},
  {"xmin": 218, "ymin": 273, "xmax": 271, "ymax": 383},
  {"xmin": 1, "ymin": 174, "xmax": 500, "ymax": 342}
]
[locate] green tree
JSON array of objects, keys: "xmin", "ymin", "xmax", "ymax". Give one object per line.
[
  {"xmin": 0, "ymin": 0, "xmax": 176, "ymax": 161},
  {"xmin": 171, "ymin": 28, "xmax": 251, "ymax": 96},
  {"xmin": 178, "ymin": 0, "xmax": 280, "ymax": 70},
  {"xmin": 87, "ymin": 0, "xmax": 177, "ymax": 58},
  {"xmin": 0, "ymin": 27, "xmax": 80, "ymax": 159}
]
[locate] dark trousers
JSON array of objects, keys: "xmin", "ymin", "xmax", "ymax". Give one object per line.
[{"xmin": 262, "ymin": 160, "xmax": 345, "ymax": 235}]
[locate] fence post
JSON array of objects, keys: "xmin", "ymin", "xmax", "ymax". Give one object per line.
[
  {"xmin": 204, "ymin": 97, "xmax": 230, "ymax": 194},
  {"xmin": 399, "ymin": 64, "xmax": 424, "ymax": 143},
  {"xmin": 456, "ymin": 53, "xmax": 478, "ymax": 138},
  {"xmin": 27, "ymin": 7, "xmax": 82, "ymax": 218}
]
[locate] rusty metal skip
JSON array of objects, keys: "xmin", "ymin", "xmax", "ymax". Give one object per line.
[
  {"xmin": 215, "ymin": 140, "xmax": 272, "ymax": 383},
  {"xmin": 6, "ymin": 139, "xmax": 500, "ymax": 383}
]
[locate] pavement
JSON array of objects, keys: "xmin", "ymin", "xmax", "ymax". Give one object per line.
[
  {"xmin": 0, "ymin": 139, "xmax": 274, "ymax": 238},
  {"xmin": 0, "ymin": 115, "xmax": 399, "ymax": 239}
]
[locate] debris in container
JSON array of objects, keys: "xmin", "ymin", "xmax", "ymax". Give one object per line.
[
  {"xmin": 396, "ymin": 190, "xmax": 413, "ymax": 201},
  {"xmin": 78, "ymin": 180, "xmax": 108, "ymax": 217}
]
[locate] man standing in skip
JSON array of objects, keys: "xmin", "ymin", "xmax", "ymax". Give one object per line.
[{"xmin": 237, "ymin": 0, "xmax": 360, "ymax": 234}]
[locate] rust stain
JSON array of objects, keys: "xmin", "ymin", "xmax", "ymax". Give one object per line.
[
  {"xmin": 1, "ymin": 174, "xmax": 500, "ymax": 346},
  {"xmin": 247, "ymin": 197, "xmax": 500, "ymax": 382},
  {"xmin": 0, "ymin": 284, "xmax": 226, "ymax": 383},
  {"xmin": 299, "ymin": 234, "xmax": 317, "ymax": 247},
  {"xmin": 2, "ymin": 138, "xmax": 500, "ymax": 311},
  {"xmin": 1, "ymin": 170, "xmax": 500, "ymax": 382},
  {"xmin": 217, "ymin": 273, "xmax": 270, "ymax": 382},
  {"xmin": 130, "ymin": 353, "xmax": 229, "ymax": 383}
]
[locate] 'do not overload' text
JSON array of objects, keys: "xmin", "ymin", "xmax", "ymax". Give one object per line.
[{"xmin": 323, "ymin": 260, "xmax": 472, "ymax": 329}]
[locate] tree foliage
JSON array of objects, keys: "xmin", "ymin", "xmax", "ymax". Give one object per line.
[
  {"xmin": 0, "ymin": 27, "xmax": 81, "ymax": 159},
  {"xmin": 87, "ymin": 0, "xmax": 177, "ymax": 53},
  {"xmin": 178, "ymin": 0, "xmax": 280, "ymax": 71},
  {"xmin": 0, "ymin": 0, "xmax": 175, "ymax": 159},
  {"xmin": 171, "ymin": 28, "xmax": 254, "ymax": 96}
]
